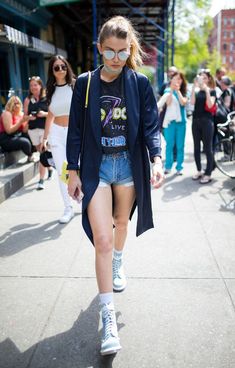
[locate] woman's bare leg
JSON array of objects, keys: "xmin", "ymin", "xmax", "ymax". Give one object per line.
[
  {"xmin": 87, "ymin": 185, "xmax": 113, "ymax": 293},
  {"xmin": 112, "ymin": 184, "xmax": 136, "ymax": 251}
]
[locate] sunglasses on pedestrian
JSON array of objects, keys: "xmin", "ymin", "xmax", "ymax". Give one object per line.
[
  {"xmin": 103, "ymin": 50, "xmax": 130, "ymax": 61},
  {"xmin": 53, "ymin": 64, "xmax": 67, "ymax": 72}
]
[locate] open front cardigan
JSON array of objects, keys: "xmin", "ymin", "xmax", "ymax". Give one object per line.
[{"xmin": 67, "ymin": 66, "xmax": 161, "ymax": 244}]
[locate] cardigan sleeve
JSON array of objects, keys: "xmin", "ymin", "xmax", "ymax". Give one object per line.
[
  {"xmin": 66, "ymin": 73, "xmax": 87, "ymax": 170},
  {"xmin": 141, "ymin": 76, "xmax": 162, "ymax": 161}
]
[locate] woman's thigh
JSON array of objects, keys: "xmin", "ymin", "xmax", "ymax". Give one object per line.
[
  {"xmin": 201, "ymin": 120, "xmax": 214, "ymax": 149},
  {"xmin": 0, "ymin": 135, "xmax": 29, "ymax": 152},
  {"xmin": 164, "ymin": 123, "xmax": 175, "ymax": 147},
  {"xmin": 112, "ymin": 184, "xmax": 136, "ymax": 226},
  {"xmin": 87, "ymin": 186, "xmax": 114, "ymax": 244},
  {"xmin": 192, "ymin": 120, "xmax": 201, "ymax": 147},
  {"xmin": 176, "ymin": 123, "xmax": 186, "ymax": 148}
]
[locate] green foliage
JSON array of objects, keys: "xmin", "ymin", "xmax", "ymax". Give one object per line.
[
  {"xmin": 174, "ymin": 0, "xmax": 212, "ymax": 43},
  {"xmin": 137, "ymin": 65, "xmax": 155, "ymax": 84},
  {"xmin": 206, "ymin": 49, "xmax": 222, "ymax": 75},
  {"xmin": 174, "ymin": 16, "xmax": 214, "ymax": 81}
]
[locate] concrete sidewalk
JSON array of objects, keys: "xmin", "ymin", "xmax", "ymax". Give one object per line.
[{"xmin": 0, "ymin": 126, "xmax": 235, "ymax": 368}]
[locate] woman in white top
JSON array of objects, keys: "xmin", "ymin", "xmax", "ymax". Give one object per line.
[
  {"xmin": 42, "ymin": 55, "xmax": 76, "ymax": 224},
  {"xmin": 157, "ymin": 72, "xmax": 188, "ymax": 175}
]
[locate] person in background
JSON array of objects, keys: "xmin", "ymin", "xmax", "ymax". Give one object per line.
[
  {"xmin": 214, "ymin": 76, "xmax": 234, "ymax": 149},
  {"xmin": 215, "ymin": 67, "xmax": 226, "ymax": 97},
  {"xmin": 66, "ymin": 15, "xmax": 164, "ymax": 356},
  {"xmin": 190, "ymin": 69, "xmax": 216, "ymax": 184},
  {"xmin": 158, "ymin": 71, "xmax": 188, "ymax": 175},
  {"xmin": 231, "ymin": 81, "xmax": 235, "ymax": 111},
  {"xmin": 159, "ymin": 66, "xmax": 178, "ymax": 97},
  {"xmin": 0, "ymin": 96, "xmax": 34, "ymax": 159},
  {"xmin": 24, "ymin": 76, "xmax": 51, "ymax": 190},
  {"xmin": 158, "ymin": 66, "xmax": 178, "ymax": 162},
  {"xmin": 220, "ymin": 76, "xmax": 234, "ymax": 111},
  {"xmin": 41, "ymin": 55, "xmax": 77, "ymax": 224}
]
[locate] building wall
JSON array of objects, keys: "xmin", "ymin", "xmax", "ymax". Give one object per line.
[
  {"xmin": 220, "ymin": 9, "xmax": 235, "ymax": 71},
  {"xmin": 209, "ymin": 9, "xmax": 235, "ymax": 72}
]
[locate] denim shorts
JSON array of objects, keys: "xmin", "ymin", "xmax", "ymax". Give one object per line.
[{"xmin": 98, "ymin": 151, "xmax": 134, "ymax": 187}]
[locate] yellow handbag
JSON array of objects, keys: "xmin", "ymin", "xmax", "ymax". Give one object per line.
[{"xmin": 60, "ymin": 71, "xmax": 91, "ymax": 185}]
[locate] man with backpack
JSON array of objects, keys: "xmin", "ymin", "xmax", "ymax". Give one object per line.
[{"xmin": 215, "ymin": 76, "xmax": 234, "ymax": 126}]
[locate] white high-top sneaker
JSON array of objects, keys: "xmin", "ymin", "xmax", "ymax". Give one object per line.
[
  {"xmin": 100, "ymin": 303, "xmax": 121, "ymax": 355},
  {"xmin": 112, "ymin": 257, "xmax": 127, "ymax": 292}
]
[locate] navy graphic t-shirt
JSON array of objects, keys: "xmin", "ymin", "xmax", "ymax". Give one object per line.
[{"xmin": 100, "ymin": 72, "xmax": 128, "ymax": 154}]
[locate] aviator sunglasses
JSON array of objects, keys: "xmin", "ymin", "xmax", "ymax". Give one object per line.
[
  {"xmin": 103, "ymin": 49, "xmax": 130, "ymax": 61},
  {"xmin": 53, "ymin": 64, "xmax": 67, "ymax": 72}
]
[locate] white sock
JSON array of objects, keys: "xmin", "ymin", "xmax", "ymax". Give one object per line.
[
  {"xmin": 99, "ymin": 292, "xmax": 113, "ymax": 306},
  {"xmin": 113, "ymin": 249, "xmax": 123, "ymax": 260}
]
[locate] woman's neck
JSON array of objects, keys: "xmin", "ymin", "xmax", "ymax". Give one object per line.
[
  {"xmin": 12, "ymin": 111, "xmax": 22, "ymax": 117},
  {"xmin": 56, "ymin": 77, "xmax": 67, "ymax": 86},
  {"xmin": 101, "ymin": 65, "xmax": 122, "ymax": 82},
  {"xmin": 32, "ymin": 93, "xmax": 40, "ymax": 100}
]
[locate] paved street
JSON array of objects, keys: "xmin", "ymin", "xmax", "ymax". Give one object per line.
[{"xmin": 0, "ymin": 125, "xmax": 235, "ymax": 368}]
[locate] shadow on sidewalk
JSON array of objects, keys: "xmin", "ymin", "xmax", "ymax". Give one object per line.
[
  {"xmin": 161, "ymin": 175, "xmax": 202, "ymax": 202},
  {"xmin": 0, "ymin": 295, "xmax": 124, "ymax": 368},
  {"xmin": 0, "ymin": 221, "xmax": 64, "ymax": 257}
]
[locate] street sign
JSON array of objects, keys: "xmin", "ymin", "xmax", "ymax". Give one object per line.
[{"xmin": 40, "ymin": 0, "xmax": 79, "ymax": 6}]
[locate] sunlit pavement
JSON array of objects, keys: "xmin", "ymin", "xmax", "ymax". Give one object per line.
[{"xmin": 0, "ymin": 120, "xmax": 235, "ymax": 368}]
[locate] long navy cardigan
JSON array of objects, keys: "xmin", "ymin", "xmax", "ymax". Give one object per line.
[{"xmin": 66, "ymin": 66, "xmax": 162, "ymax": 245}]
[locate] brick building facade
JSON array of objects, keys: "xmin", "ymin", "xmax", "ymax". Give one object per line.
[{"xmin": 209, "ymin": 8, "xmax": 235, "ymax": 73}]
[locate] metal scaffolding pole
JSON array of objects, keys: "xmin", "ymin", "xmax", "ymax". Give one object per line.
[
  {"xmin": 92, "ymin": 0, "xmax": 97, "ymax": 69},
  {"xmin": 171, "ymin": 0, "xmax": 175, "ymax": 66}
]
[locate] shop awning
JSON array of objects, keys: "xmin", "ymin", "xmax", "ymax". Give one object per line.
[{"xmin": 0, "ymin": 24, "xmax": 67, "ymax": 58}]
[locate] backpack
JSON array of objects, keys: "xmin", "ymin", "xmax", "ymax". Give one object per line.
[{"xmin": 215, "ymin": 90, "xmax": 231, "ymax": 125}]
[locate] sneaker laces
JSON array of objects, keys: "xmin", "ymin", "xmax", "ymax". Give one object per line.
[
  {"xmin": 102, "ymin": 305, "xmax": 117, "ymax": 341},
  {"xmin": 113, "ymin": 258, "xmax": 122, "ymax": 280}
]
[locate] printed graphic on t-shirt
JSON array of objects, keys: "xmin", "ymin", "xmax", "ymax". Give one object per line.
[{"xmin": 100, "ymin": 94, "xmax": 127, "ymax": 153}]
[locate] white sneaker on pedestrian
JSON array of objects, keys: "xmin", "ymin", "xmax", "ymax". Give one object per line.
[
  {"xmin": 112, "ymin": 257, "xmax": 127, "ymax": 292},
  {"xmin": 28, "ymin": 154, "xmax": 38, "ymax": 163},
  {"xmin": 59, "ymin": 206, "xmax": 74, "ymax": 224},
  {"xmin": 100, "ymin": 303, "xmax": 121, "ymax": 356},
  {"xmin": 36, "ymin": 179, "xmax": 44, "ymax": 190}
]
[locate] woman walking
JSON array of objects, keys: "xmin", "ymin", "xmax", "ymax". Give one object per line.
[
  {"xmin": 24, "ymin": 76, "xmax": 50, "ymax": 190},
  {"xmin": 66, "ymin": 16, "xmax": 164, "ymax": 355},
  {"xmin": 190, "ymin": 69, "xmax": 216, "ymax": 184},
  {"xmin": 41, "ymin": 55, "xmax": 77, "ymax": 223},
  {"xmin": 158, "ymin": 71, "xmax": 188, "ymax": 175}
]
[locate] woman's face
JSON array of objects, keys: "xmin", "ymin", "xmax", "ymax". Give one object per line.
[
  {"xmin": 98, "ymin": 36, "xmax": 130, "ymax": 73},
  {"xmin": 12, "ymin": 99, "xmax": 21, "ymax": 114},
  {"xmin": 200, "ymin": 72, "xmax": 209, "ymax": 85},
  {"xmin": 30, "ymin": 80, "xmax": 41, "ymax": 96},
  {"xmin": 172, "ymin": 75, "xmax": 182, "ymax": 86},
  {"xmin": 52, "ymin": 59, "xmax": 67, "ymax": 80}
]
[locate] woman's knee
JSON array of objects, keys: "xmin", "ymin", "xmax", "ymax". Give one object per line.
[
  {"xmin": 20, "ymin": 138, "xmax": 32, "ymax": 155},
  {"xmin": 94, "ymin": 233, "xmax": 113, "ymax": 254},
  {"xmin": 113, "ymin": 218, "xmax": 128, "ymax": 233}
]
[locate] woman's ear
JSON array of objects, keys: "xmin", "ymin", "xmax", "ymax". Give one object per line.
[{"xmin": 97, "ymin": 43, "xmax": 102, "ymax": 55}]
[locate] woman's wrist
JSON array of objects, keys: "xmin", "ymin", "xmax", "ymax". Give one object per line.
[{"xmin": 153, "ymin": 157, "xmax": 163, "ymax": 167}]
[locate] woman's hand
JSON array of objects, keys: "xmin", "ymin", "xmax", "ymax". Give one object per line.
[
  {"xmin": 150, "ymin": 162, "xmax": 164, "ymax": 189},
  {"xmin": 68, "ymin": 171, "xmax": 84, "ymax": 202},
  {"xmin": 37, "ymin": 110, "xmax": 48, "ymax": 118},
  {"xmin": 39, "ymin": 138, "xmax": 48, "ymax": 152},
  {"xmin": 22, "ymin": 114, "xmax": 36, "ymax": 122},
  {"xmin": 170, "ymin": 80, "xmax": 177, "ymax": 90},
  {"xmin": 21, "ymin": 121, "xmax": 29, "ymax": 133}
]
